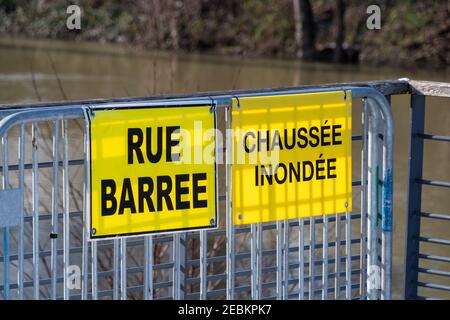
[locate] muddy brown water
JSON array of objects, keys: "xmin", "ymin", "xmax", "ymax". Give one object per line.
[{"xmin": 0, "ymin": 37, "xmax": 449, "ymax": 299}]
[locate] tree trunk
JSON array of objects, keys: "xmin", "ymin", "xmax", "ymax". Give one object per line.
[
  {"xmin": 293, "ymin": 0, "xmax": 316, "ymax": 60},
  {"xmin": 334, "ymin": 0, "xmax": 346, "ymax": 63}
]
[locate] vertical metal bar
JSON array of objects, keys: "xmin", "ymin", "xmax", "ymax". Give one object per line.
[
  {"xmin": 91, "ymin": 241, "xmax": 98, "ymax": 300},
  {"xmin": 334, "ymin": 214, "xmax": 341, "ymax": 299},
  {"xmin": 62, "ymin": 120, "xmax": 70, "ymax": 300},
  {"xmin": 298, "ymin": 218, "xmax": 304, "ymax": 300},
  {"xmin": 113, "ymin": 239, "xmax": 119, "ymax": 300},
  {"xmin": 309, "ymin": 217, "xmax": 315, "ymax": 300},
  {"xmin": 179, "ymin": 233, "xmax": 186, "ymax": 300},
  {"xmin": 173, "ymin": 233, "xmax": 180, "ymax": 300},
  {"xmin": 367, "ymin": 101, "xmax": 380, "ymax": 300},
  {"xmin": 81, "ymin": 119, "xmax": 89, "ymax": 300},
  {"xmin": 18, "ymin": 124, "xmax": 25, "ymax": 300},
  {"xmin": 250, "ymin": 224, "xmax": 257, "ymax": 299},
  {"xmin": 200, "ymin": 230, "xmax": 208, "ymax": 300},
  {"xmin": 51, "ymin": 120, "xmax": 59, "ymax": 300},
  {"xmin": 322, "ymin": 215, "xmax": 328, "ymax": 300},
  {"xmin": 283, "ymin": 220, "xmax": 289, "ymax": 300},
  {"xmin": 345, "ymin": 210, "xmax": 351, "ymax": 299},
  {"xmin": 32, "ymin": 123, "xmax": 40, "ymax": 300},
  {"xmin": 226, "ymin": 103, "xmax": 234, "ymax": 300},
  {"xmin": 144, "ymin": 235, "xmax": 153, "ymax": 300},
  {"xmin": 381, "ymin": 95, "xmax": 393, "ymax": 301},
  {"xmin": 2, "ymin": 132, "xmax": 9, "ymax": 300},
  {"xmin": 404, "ymin": 95, "xmax": 425, "ymax": 299},
  {"xmin": 276, "ymin": 220, "xmax": 283, "ymax": 300},
  {"xmin": 256, "ymin": 223, "xmax": 262, "ymax": 299},
  {"xmin": 2, "ymin": 228, "xmax": 8, "ymax": 300},
  {"xmin": 353, "ymin": 88, "xmax": 394, "ymax": 301},
  {"xmin": 360, "ymin": 99, "xmax": 369, "ymax": 299},
  {"xmin": 120, "ymin": 238, "xmax": 127, "ymax": 300}
]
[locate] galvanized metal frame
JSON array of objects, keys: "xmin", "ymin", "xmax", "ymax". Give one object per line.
[{"xmin": 0, "ymin": 85, "xmax": 394, "ymax": 300}]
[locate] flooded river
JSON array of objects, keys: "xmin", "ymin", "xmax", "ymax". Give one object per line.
[{"xmin": 0, "ymin": 37, "xmax": 449, "ymax": 299}]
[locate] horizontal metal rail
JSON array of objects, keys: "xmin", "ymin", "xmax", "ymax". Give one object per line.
[
  {"xmin": 416, "ymin": 179, "xmax": 450, "ymax": 188},
  {"xmin": 417, "ymin": 133, "xmax": 450, "ymax": 142},
  {"xmin": 420, "ymin": 212, "xmax": 450, "ymax": 221}
]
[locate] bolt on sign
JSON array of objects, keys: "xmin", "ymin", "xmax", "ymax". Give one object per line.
[
  {"xmin": 86, "ymin": 104, "xmax": 218, "ymax": 240},
  {"xmin": 232, "ymin": 91, "xmax": 352, "ymax": 225}
]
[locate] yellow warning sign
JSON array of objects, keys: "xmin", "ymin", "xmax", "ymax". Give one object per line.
[
  {"xmin": 232, "ymin": 91, "xmax": 352, "ymax": 225},
  {"xmin": 87, "ymin": 105, "xmax": 217, "ymax": 239}
]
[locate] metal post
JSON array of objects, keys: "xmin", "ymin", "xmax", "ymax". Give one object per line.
[
  {"xmin": 381, "ymin": 96, "xmax": 393, "ymax": 300},
  {"xmin": 353, "ymin": 87, "xmax": 394, "ymax": 300},
  {"xmin": 276, "ymin": 220, "xmax": 283, "ymax": 300},
  {"xmin": 298, "ymin": 218, "xmax": 304, "ymax": 300},
  {"xmin": 18, "ymin": 124, "xmax": 25, "ymax": 300},
  {"xmin": 345, "ymin": 210, "xmax": 351, "ymax": 299},
  {"xmin": 322, "ymin": 215, "xmax": 328, "ymax": 300},
  {"xmin": 200, "ymin": 230, "xmax": 208, "ymax": 300},
  {"xmin": 309, "ymin": 217, "xmax": 315, "ymax": 300},
  {"xmin": 2, "ymin": 132, "xmax": 9, "ymax": 300},
  {"xmin": 91, "ymin": 241, "xmax": 98, "ymax": 300},
  {"xmin": 120, "ymin": 238, "xmax": 127, "ymax": 300},
  {"xmin": 144, "ymin": 235, "xmax": 153, "ymax": 300},
  {"xmin": 360, "ymin": 100, "xmax": 369, "ymax": 299},
  {"xmin": 62, "ymin": 120, "xmax": 70, "ymax": 300},
  {"xmin": 113, "ymin": 239, "xmax": 119, "ymax": 299},
  {"xmin": 335, "ymin": 214, "xmax": 341, "ymax": 299},
  {"xmin": 367, "ymin": 100, "xmax": 380, "ymax": 300},
  {"xmin": 256, "ymin": 223, "xmax": 262, "ymax": 299},
  {"xmin": 81, "ymin": 118, "xmax": 89, "ymax": 300},
  {"xmin": 404, "ymin": 95, "xmax": 425, "ymax": 299},
  {"xmin": 32, "ymin": 123, "xmax": 40, "ymax": 300},
  {"xmin": 173, "ymin": 233, "xmax": 180, "ymax": 300},
  {"xmin": 283, "ymin": 220, "xmax": 289, "ymax": 299},
  {"xmin": 226, "ymin": 103, "xmax": 235, "ymax": 300},
  {"xmin": 51, "ymin": 120, "xmax": 60, "ymax": 300}
]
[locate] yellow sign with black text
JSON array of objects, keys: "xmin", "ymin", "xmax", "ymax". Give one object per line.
[
  {"xmin": 87, "ymin": 105, "xmax": 217, "ymax": 240},
  {"xmin": 232, "ymin": 91, "xmax": 352, "ymax": 225}
]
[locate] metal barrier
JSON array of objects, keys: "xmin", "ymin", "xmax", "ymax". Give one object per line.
[
  {"xmin": 0, "ymin": 81, "xmax": 397, "ymax": 300},
  {"xmin": 404, "ymin": 81, "xmax": 450, "ymax": 300}
]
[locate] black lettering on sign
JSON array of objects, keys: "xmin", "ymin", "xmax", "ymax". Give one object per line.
[
  {"xmin": 128, "ymin": 128, "xmax": 144, "ymax": 164},
  {"xmin": 119, "ymin": 178, "xmax": 136, "ymax": 214},
  {"xmin": 193, "ymin": 173, "xmax": 208, "ymax": 208},
  {"xmin": 127, "ymin": 126, "xmax": 182, "ymax": 164},
  {"xmin": 157, "ymin": 175, "xmax": 174, "ymax": 211},
  {"xmin": 254, "ymin": 158, "xmax": 339, "ymax": 186},
  {"xmin": 316, "ymin": 158, "xmax": 326, "ymax": 180},
  {"xmin": 166, "ymin": 126, "xmax": 180, "ymax": 162},
  {"xmin": 244, "ymin": 131, "xmax": 256, "ymax": 153},
  {"xmin": 99, "ymin": 173, "xmax": 211, "ymax": 216},
  {"xmin": 309, "ymin": 126, "xmax": 319, "ymax": 147},
  {"xmin": 138, "ymin": 177, "xmax": 155, "ymax": 212},
  {"xmin": 327, "ymin": 158, "xmax": 337, "ymax": 178},
  {"xmin": 175, "ymin": 174, "xmax": 190, "ymax": 210},
  {"xmin": 302, "ymin": 161, "xmax": 314, "ymax": 181},
  {"xmin": 101, "ymin": 179, "xmax": 117, "ymax": 216},
  {"xmin": 332, "ymin": 125, "xmax": 342, "ymax": 145},
  {"xmin": 146, "ymin": 127, "xmax": 163, "ymax": 163},
  {"xmin": 243, "ymin": 124, "xmax": 344, "ymax": 152}
]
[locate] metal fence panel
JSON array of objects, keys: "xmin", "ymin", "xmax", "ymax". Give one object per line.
[{"xmin": 0, "ymin": 86, "xmax": 393, "ymax": 300}]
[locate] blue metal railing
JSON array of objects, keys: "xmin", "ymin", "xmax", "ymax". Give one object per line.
[{"xmin": 404, "ymin": 94, "xmax": 450, "ymax": 300}]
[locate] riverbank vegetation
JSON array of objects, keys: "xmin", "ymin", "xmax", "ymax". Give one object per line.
[{"xmin": 0, "ymin": 0, "xmax": 448, "ymax": 69}]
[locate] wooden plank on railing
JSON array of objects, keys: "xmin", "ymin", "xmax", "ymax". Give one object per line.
[{"xmin": 408, "ymin": 80, "xmax": 450, "ymax": 98}]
